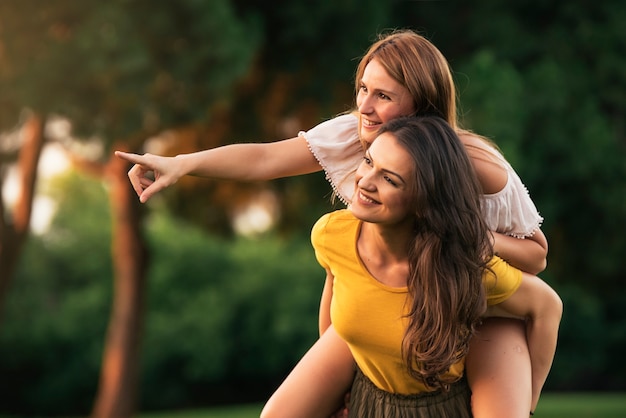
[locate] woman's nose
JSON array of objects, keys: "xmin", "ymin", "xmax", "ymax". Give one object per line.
[
  {"xmin": 356, "ymin": 169, "xmax": 376, "ymax": 191},
  {"xmin": 358, "ymin": 94, "xmax": 373, "ymax": 114}
]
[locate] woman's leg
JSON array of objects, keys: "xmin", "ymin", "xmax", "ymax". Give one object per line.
[
  {"xmin": 466, "ymin": 317, "xmax": 532, "ymax": 418},
  {"xmin": 261, "ymin": 325, "xmax": 355, "ymax": 418}
]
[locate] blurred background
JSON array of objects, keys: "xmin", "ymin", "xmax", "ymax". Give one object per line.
[{"xmin": 1, "ymin": 0, "xmax": 624, "ymax": 417}]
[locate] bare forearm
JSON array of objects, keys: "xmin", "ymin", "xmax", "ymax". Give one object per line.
[
  {"xmin": 117, "ymin": 136, "xmax": 322, "ymax": 203},
  {"xmin": 493, "ymin": 231, "xmax": 547, "ymax": 274},
  {"xmin": 177, "ymin": 138, "xmax": 321, "ymax": 181}
]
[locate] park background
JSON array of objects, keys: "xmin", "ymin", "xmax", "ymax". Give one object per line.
[{"xmin": 1, "ymin": 0, "xmax": 624, "ymax": 417}]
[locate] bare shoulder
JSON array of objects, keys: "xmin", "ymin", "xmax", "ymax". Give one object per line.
[{"xmin": 457, "ymin": 131, "xmax": 507, "ymax": 195}]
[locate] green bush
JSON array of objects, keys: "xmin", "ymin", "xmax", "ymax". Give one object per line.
[
  {"xmin": 1, "ymin": 170, "xmax": 324, "ymax": 414},
  {"xmin": 140, "ymin": 213, "xmax": 322, "ymax": 409}
]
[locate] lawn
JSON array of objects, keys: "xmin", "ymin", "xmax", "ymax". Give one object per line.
[
  {"xmin": 141, "ymin": 404, "xmax": 263, "ymax": 418},
  {"xmin": 533, "ymin": 392, "xmax": 626, "ymax": 418},
  {"xmin": 139, "ymin": 392, "xmax": 626, "ymax": 418},
  {"xmin": 2, "ymin": 393, "xmax": 624, "ymax": 417}
]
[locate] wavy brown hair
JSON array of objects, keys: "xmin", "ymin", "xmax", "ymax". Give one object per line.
[{"xmin": 377, "ymin": 116, "xmax": 493, "ymax": 391}]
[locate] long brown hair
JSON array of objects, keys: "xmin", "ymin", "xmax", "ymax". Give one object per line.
[{"xmin": 377, "ymin": 116, "xmax": 492, "ymax": 391}]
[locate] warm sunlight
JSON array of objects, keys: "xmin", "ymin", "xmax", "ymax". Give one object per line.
[{"xmin": 3, "ymin": 142, "xmax": 70, "ymax": 234}]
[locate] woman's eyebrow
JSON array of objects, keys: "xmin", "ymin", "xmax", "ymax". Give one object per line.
[
  {"xmin": 360, "ymin": 79, "xmax": 400, "ymax": 99},
  {"xmin": 367, "ymin": 149, "xmax": 406, "ymax": 185}
]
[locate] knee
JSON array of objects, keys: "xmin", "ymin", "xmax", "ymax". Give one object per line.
[
  {"xmin": 260, "ymin": 401, "xmax": 277, "ymax": 418},
  {"xmin": 260, "ymin": 396, "xmax": 296, "ymax": 418}
]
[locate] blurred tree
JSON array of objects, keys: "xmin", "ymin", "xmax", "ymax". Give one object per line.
[
  {"xmin": 0, "ymin": 171, "xmax": 112, "ymax": 416},
  {"xmin": 1, "ymin": 0, "xmax": 260, "ymax": 416},
  {"xmin": 159, "ymin": 0, "xmax": 398, "ymax": 234},
  {"xmin": 0, "ymin": 113, "xmax": 45, "ymax": 323},
  {"xmin": 0, "ymin": 0, "xmax": 49, "ymax": 323}
]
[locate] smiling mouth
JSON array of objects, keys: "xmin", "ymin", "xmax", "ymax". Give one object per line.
[
  {"xmin": 359, "ymin": 191, "xmax": 377, "ymax": 204},
  {"xmin": 362, "ymin": 118, "xmax": 380, "ymax": 127}
]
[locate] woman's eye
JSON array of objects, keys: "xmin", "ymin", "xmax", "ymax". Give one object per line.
[
  {"xmin": 384, "ymin": 176, "xmax": 397, "ymax": 186},
  {"xmin": 363, "ymin": 156, "xmax": 372, "ymax": 165}
]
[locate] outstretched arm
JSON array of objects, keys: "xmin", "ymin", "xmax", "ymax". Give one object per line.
[
  {"xmin": 115, "ymin": 135, "xmax": 321, "ymax": 203},
  {"xmin": 485, "ymin": 272, "xmax": 563, "ymax": 411}
]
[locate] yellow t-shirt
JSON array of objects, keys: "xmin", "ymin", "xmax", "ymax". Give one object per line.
[{"xmin": 312, "ymin": 209, "xmax": 522, "ymax": 395}]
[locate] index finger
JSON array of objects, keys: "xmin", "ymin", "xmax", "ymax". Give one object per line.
[{"xmin": 115, "ymin": 151, "xmax": 145, "ymax": 165}]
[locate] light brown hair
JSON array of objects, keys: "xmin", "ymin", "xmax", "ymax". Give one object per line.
[{"xmin": 355, "ymin": 30, "xmax": 457, "ymax": 130}]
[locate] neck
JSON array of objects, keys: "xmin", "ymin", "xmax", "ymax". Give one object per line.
[
  {"xmin": 357, "ymin": 221, "xmax": 412, "ymax": 287},
  {"xmin": 359, "ymin": 221, "xmax": 413, "ymax": 263}
]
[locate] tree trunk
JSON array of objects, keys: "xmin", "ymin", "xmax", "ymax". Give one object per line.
[
  {"xmin": 91, "ymin": 143, "xmax": 148, "ymax": 418},
  {"xmin": 0, "ymin": 112, "xmax": 45, "ymax": 323}
]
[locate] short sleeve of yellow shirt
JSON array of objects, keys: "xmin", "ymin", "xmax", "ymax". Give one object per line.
[{"xmin": 483, "ymin": 255, "xmax": 523, "ymax": 305}]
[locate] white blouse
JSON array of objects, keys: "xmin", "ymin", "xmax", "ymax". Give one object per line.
[{"xmin": 300, "ymin": 113, "xmax": 543, "ymax": 238}]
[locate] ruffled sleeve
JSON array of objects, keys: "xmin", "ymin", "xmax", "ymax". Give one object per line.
[
  {"xmin": 481, "ymin": 150, "xmax": 544, "ymax": 238},
  {"xmin": 299, "ymin": 114, "xmax": 362, "ymax": 205}
]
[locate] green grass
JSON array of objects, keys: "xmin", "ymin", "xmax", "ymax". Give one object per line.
[
  {"xmin": 141, "ymin": 404, "xmax": 263, "ymax": 418},
  {"xmin": 3, "ymin": 393, "xmax": 625, "ymax": 418},
  {"xmin": 137, "ymin": 393, "xmax": 626, "ymax": 418},
  {"xmin": 534, "ymin": 392, "xmax": 626, "ymax": 418}
]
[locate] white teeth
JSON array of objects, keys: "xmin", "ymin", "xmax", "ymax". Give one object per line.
[
  {"xmin": 363, "ymin": 119, "xmax": 379, "ymax": 127},
  {"xmin": 360, "ymin": 192, "xmax": 374, "ymax": 203}
]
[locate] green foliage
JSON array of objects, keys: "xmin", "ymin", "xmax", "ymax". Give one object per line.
[
  {"xmin": 0, "ymin": 0, "xmax": 260, "ymax": 142},
  {"xmin": 455, "ymin": 50, "xmax": 528, "ymax": 166},
  {"xmin": 237, "ymin": 0, "xmax": 394, "ymax": 86},
  {"xmin": 547, "ymin": 284, "xmax": 608, "ymax": 389},
  {"xmin": 0, "ymin": 174, "xmax": 112, "ymax": 415},
  {"xmin": 140, "ymin": 213, "xmax": 322, "ymax": 409},
  {"xmin": 1, "ymin": 172, "xmax": 323, "ymax": 415}
]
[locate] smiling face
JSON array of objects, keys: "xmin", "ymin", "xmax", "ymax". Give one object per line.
[
  {"xmin": 350, "ymin": 132, "xmax": 415, "ymax": 227},
  {"xmin": 356, "ymin": 59, "xmax": 417, "ymax": 147}
]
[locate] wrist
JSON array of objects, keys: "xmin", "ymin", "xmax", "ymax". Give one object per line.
[{"xmin": 174, "ymin": 153, "xmax": 196, "ymax": 177}]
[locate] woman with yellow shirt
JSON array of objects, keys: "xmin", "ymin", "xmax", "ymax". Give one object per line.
[{"xmin": 266, "ymin": 116, "xmax": 561, "ymax": 417}]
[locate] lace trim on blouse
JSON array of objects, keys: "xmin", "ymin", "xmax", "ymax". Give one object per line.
[
  {"xmin": 301, "ymin": 114, "xmax": 543, "ymax": 238},
  {"xmin": 299, "ymin": 114, "xmax": 363, "ymax": 206},
  {"xmin": 481, "ymin": 148, "xmax": 544, "ymax": 238}
]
